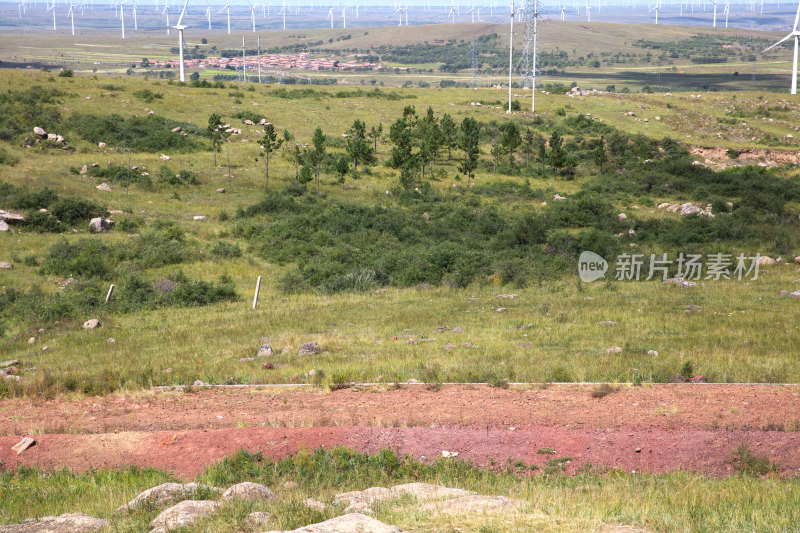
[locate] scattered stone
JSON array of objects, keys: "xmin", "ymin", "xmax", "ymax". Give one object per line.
[
  {"xmin": 257, "ymin": 344, "xmax": 274, "ymax": 357},
  {"xmin": 11, "ymin": 437, "xmax": 36, "ymax": 455},
  {"xmin": 222, "ymin": 482, "xmax": 276, "ymax": 501},
  {"xmin": 599, "ymin": 525, "xmax": 656, "ymax": 533},
  {"xmin": 159, "ymin": 154, "xmax": 171, "ymax": 161},
  {"xmin": 516, "ymin": 341, "xmax": 534, "ymax": 347},
  {"xmin": 496, "ymin": 293, "xmax": 518, "ymax": 299},
  {"xmin": 606, "ymin": 346, "xmax": 623, "ymax": 354},
  {"xmin": 0, "ymin": 513, "xmax": 108, "ymax": 533},
  {"xmin": 0, "ymin": 360, "xmax": 19, "ymax": 369},
  {"xmin": 494, "ymin": 308, "xmax": 508, "ymax": 313},
  {"xmin": 451, "ymin": 326, "xmax": 464, "ymax": 333},
  {"xmin": 0, "ymin": 220, "xmax": 8, "ymax": 232},
  {"xmin": 406, "ymin": 339, "xmax": 418, "ymax": 345},
  {"xmin": 117, "ymin": 483, "xmax": 223, "ymax": 513},
  {"xmin": 788, "ymin": 291, "xmax": 800, "ymax": 298},
  {"xmin": 216, "ymin": 188, "xmax": 226, "ymax": 193},
  {"xmin": 0, "ymin": 261, "xmax": 13, "ymax": 269},
  {"xmin": 434, "ymin": 326, "xmax": 451, "ymax": 332},
  {"xmin": 244, "ymin": 512, "xmax": 272, "ymax": 529},
  {"xmin": 149, "ymin": 500, "xmax": 222, "ymax": 533},
  {"xmin": 662, "ymin": 277, "xmax": 697, "ymax": 288},
  {"xmin": 192, "ymin": 215, "xmax": 207, "ymax": 221},
  {"xmin": 647, "ymin": 350, "xmax": 659, "ymax": 356},
  {"xmin": 107, "ymin": 338, "xmax": 116, "ymax": 343},
  {"xmin": 171, "ymin": 126, "xmax": 182, "ymax": 133},
  {"xmin": 334, "ymin": 487, "xmax": 392, "ymax": 508},
  {"xmin": 33, "ymin": 127, "xmax": 47, "ymax": 137},
  {"xmin": 88, "ymin": 217, "xmax": 114, "ymax": 233},
  {"xmin": 192, "ymin": 380, "xmax": 207, "ymax": 387},
  {"xmin": 618, "ymin": 213, "xmax": 628, "ymax": 220},
  {"xmin": 28, "ymin": 337, "xmax": 35, "ymax": 344},
  {"xmin": 758, "ymin": 256, "xmax": 776, "ymax": 266},
  {"xmin": 298, "ymin": 341, "xmax": 322, "ymax": 356},
  {"xmin": 443, "ymin": 343, "xmax": 454, "ymax": 350},
  {"xmin": 82, "ymin": 319, "xmax": 101, "ymax": 330},
  {"xmin": 263, "ymin": 513, "xmax": 404, "ymax": 533},
  {"xmin": 441, "ymin": 450, "xmax": 459, "ymax": 458},
  {"xmin": 599, "ymin": 321, "xmax": 618, "ymax": 326},
  {"xmin": 96, "ymin": 183, "xmax": 112, "ymax": 192},
  {"xmin": 98, "ymin": 142, "xmax": 106, "ymax": 148},
  {"xmin": 390, "ymin": 483, "xmax": 475, "ymax": 500},
  {"xmin": 303, "ymin": 498, "xmax": 328, "ymax": 512},
  {"xmin": 553, "ymin": 194, "xmax": 566, "ymax": 201},
  {"xmin": 688, "ymin": 375, "xmax": 708, "ymax": 383},
  {"xmin": 420, "ymin": 494, "xmax": 525, "ymax": 514},
  {"xmin": 422, "ymin": 212, "xmax": 430, "ymax": 222},
  {"xmin": 109, "ymin": 210, "xmax": 124, "ymax": 215}
]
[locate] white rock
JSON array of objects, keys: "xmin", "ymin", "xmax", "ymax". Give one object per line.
[
  {"xmin": 759, "ymin": 256, "xmax": 776, "ymax": 266},
  {"xmin": 193, "ymin": 215, "xmax": 207, "ymax": 221},
  {"xmin": 0, "ymin": 513, "xmax": 108, "ymax": 532},
  {"xmin": 83, "ymin": 319, "xmax": 101, "ymax": 330},
  {"xmin": 160, "ymin": 154, "xmax": 171, "ymax": 161},
  {"xmin": 390, "ymin": 483, "xmax": 475, "ymax": 500},
  {"xmin": 222, "ymin": 482, "xmax": 276, "ymax": 501},
  {"xmin": 33, "ymin": 127, "xmax": 47, "ymax": 137},
  {"xmin": 0, "ymin": 261, "xmax": 12, "ymax": 269},
  {"xmin": 149, "ymin": 500, "xmax": 222, "ymax": 532},
  {"xmin": 244, "ymin": 511, "xmax": 272, "ymax": 528},
  {"xmin": 263, "ymin": 513, "xmax": 404, "ymax": 532},
  {"xmin": 606, "ymin": 346, "xmax": 623, "ymax": 354},
  {"xmin": 618, "ymin": 213, "xmax": 628, "ymax": 220},
  {"xmin": 98, "ymin": 142, "xmax": 106, "ymax": 148},
  {"xmin": 117, "ymin": 482, "xmax": 223, "ymax": 512},
  {"xmin": 96, "ymin": 183, "xmax": 112, "ymax": 192},
  {"xmin": 647, "ymin": 350, "xmax": 659, "ymax": 356}
]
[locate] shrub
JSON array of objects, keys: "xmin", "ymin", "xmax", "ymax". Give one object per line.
[
  {"xmin": 57, "ymin": 69, "xmax": 74, "ymax": 78},
  {"xmin": 210, "ymin": 241, "xmax": 242, "ymax": 258},
  {"xmin": 50, "ymin": 196, "xmax": 107, "ymax": 225},
  {"xmin": 65, "ymin": 113, "xmax": 205, "ymax": 153},
  {"xmin": 730, "ymin": 443, "xmax": 779, "ymax": 476},
  {"xmin": 0, "ymin": 148, "xmax": 19, "ymax": 166}
]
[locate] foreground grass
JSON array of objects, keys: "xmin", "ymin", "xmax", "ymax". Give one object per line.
[{"xmin": 1, "ymin": 447, "xmax": 798, "ymax": 532}]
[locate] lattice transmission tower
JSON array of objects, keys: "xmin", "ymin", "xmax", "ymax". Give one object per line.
[{"xmin": 519, "ymin": 0, "xmax": 539, "ymax": 111}]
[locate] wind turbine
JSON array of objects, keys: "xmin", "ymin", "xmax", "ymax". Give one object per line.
[
  {"xmin": 649, "ymin": 0, "xmax": 660, "ymax": 23},
  {"xmin": 278, "ymin": 1, "xmax": 286, "ymax": 29},
  {"xmin": 217, "ymin": 0, "xmax": 230, "ymax": 34},
  {"xmin": 341, "ymin": 6, "xmax": 346, "ymax": 27},
  {"xmin": 132, "ymin": 0, "xmax": 137, "ymax": 30},
  {"xmin": 466, "ymin": 2, "xmax": 475, "ymax": 22},
  {"xmin": 174, "ymin": 0, "xmax": 189, "ymax": 82},
  {"xmin": 403, "ymin": 2, "xmax": 408, "ymax": 24},
  {"xmin": 710, "ymin": 0, "xmax": 717, "ymax": 27},
  {"xmin": 393, "ymin": 4, "xmax": 401, "ymax": 25},
  {"xmin": 586, "ymin": 0, "xmax": 591, "ymax": 20},
  {"xmin": 46, "ymin": 1, "xmax": 56, "ymax": 30},
  {"xmin": 162, "ymin": 3, "xmax": 170, "ymax": 34},
  {"xmin": 248, "ymin": 0, "xmax": 256, "ymax": 31},
  {"xmin": 561, "ymin": 1, "xmax": 565, "ymax": 19},
  {"xmin": 205, "ymin": 4, "xmax": 211, "ymax": 28},
  {"xmin": 723, "ymin": 0, "xmax": 729, "ymax": 26},
  {"xmin": 67, "ymin": 1, "xmax": 75, "ymax": 34},
  {"xmin": 327, "ymin": 6, "xmax": 333, "ymax": 27},
  {"xmin": 762, "ymin": 0, "xmax": 800, "ymax": 94},
  {"xmin": 447, "ymin": 0, "xmax": 455, "ymax": 21}
]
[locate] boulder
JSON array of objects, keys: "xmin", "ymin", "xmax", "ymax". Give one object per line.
[
  {"xmin": 0, "ymin": 261, "xmax": 12, "ymax": 269},
  {"xmin": 758, "ymin": 256, "xmax": 776, "ymax": 266},
  {"xmin": 79, "ymin": 165, "xmax": 88, "ymax": 174},
  {"xmin": 0, "ymin": 513, "xmax": 108, "ymax": 533},
  {"xmin": 333, "ymin": 487, "xmax": 392, "ymax": 510},
  {"xmin": 47, "ymin": 133, "xmax": 58, "ymax": 141},
  {"xmin": 149, "ymin": 500, "xmax": 222, "ymax": 532},
  {"xmin": 244, "ymin": 512, "xmax": 272, "ymax": 529},
  {"xmin": 420, "ymin": 494, "xmax": 525, "ymax": 514},
  {"xmin": 33, "ymin": 127, "xmax": 47, "ymax": 138},
  {"xmin": 222, "ymin": 482, "xmax": 276, "ymax": 501},
  {"xmin": 298, "ymin": 341, "xmax": 322, "ymax": 356},
  {"xmin": 262, "ymin": 513, "xmax": 404, "ymax": 533},
  {"xmin": 553, "ymin": 194, "xmax": 566, "ymax": 201},
  {"xmin": 192, "ymin": 215, "xmax": 207, "ymax": 221},
  {"xmin": 794, "ymin": 256, "xmax": 800, "ymax": 264},
  {"xmin": 117, "ymin": 482, "xmax": 223, "ymax": 513},
  {"xmin": 662, "ymin": 277, "xmax": 697, "ymax": 288},
  {"xmin": 82, "ymin": 319, "xmax": 101, "ymax": 330},
  {"xmin": 618, "ymin": 213, "xmax": 628, "ymax": 220},
  {"xmin": 98, "ymin": 142, "xmax": 106, "ymax": 148},
  {"xmin": 390, "ymin": 483, "xmax": 475, "ymax": 501},
  {"xmin": 89, "ymin": 217, "xmax": 114, "ymax": 233},
  {"xmin": 303, "ymin": 498, "xmax": 328, "ymax": 512},
  {"xmin": 257, "ymin": 344, "xmax": 274, "ymax": 357},
  {"xmin": 216, "ymin": 188, "xmax": 226, "ymax": 194},
  {"xmin": 0, "ymin": 220, "xmax": 9, "ymax": 232},
  {"xmin": 171, "ymin": 126, "xmax": 182, "ymax": 133},
  {"xmin": 96, "ymin": 183, "xmax": 112, "ymax": 192},
  {"xmin": 606, "ymin": 346, "xmax": 623, "ymax": 354}
]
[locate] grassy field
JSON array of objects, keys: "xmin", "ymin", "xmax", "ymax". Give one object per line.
[
  {"xmin": 1, "ymin": 447, "xmax": 799, "ymax": 532},
  {"xmin": 1, "ymin": 66, "xmax": 800, "ymax": 395}
]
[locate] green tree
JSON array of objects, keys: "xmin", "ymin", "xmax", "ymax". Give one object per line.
[
  {"xmin": 256, "ymin": 124, "xmax": 283, "ymax": 191},
  {"xmin": 418, "ymin": 107, "xmax": 442, "ymax": 179},
  {"xmin": 439, "ymin": 113, "xmax": 458, "ymax": 160},
  {"xmin": 189, "ymin": 72, "xmax": 200, "ymax": 82},
  {"xmin": 458, "ymin": 117, "xmax": 480, "ymax": 189},
  {"xmin": 346, "ymin": 119, "xmax": 373, "ymax": 173},
  {"xmin": 310, "ymin": 126, "xmax": 326, "ymax": 195},
  {"xmin": 548, "ymin": 131, "xmax": 565, "ymax": 178},
  {"xmin": 206, "ymin": 113, "xmax": 229, "ymax": 167},
  {"xmin": 499, "ymin": 121, "xmax": 522, "ymax": 166},
  {"xmin": 335, "ymin": 154, "xmax": 350, "ymax": 189},
  {"xmin": 490, "ymin": 135, "xmax": 502, "ymax": 173},
  {"xmin": 389, "ymin": 106, "xmax": 419, "ymax": 188},
  {"xmin": 368, "ymin": 123, "xmax": 383, "ymax": 153},
  {"xmin": 593, "ymin": 137, "xmax": 608, "ymax": 171}
]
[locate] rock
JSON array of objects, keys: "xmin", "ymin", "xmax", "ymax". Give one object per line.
[
  {"xmin": 441, "ymin": 450, "xmax": 459, "ymax": 458},
  {"xmin": 117, "ymin": 483, "xmax": 223, "ymax": 513},
  {"xmin": 443, "ymin": 343, "xmax": 454, "ymax": 350},
  {"xmin": 688, "ymin": 375, "xmax": 708, "ymax": 383},
  {"xmin": 422, "ymin": 212, "xmax": 430, "ymax": 222},
  {"xmin": 0, "ymin": 360, "xmax": 19, "ymax": 369},
  {"xmin": 0, "ymin": 513, "xmax": 108, "ymax": 533},
  {"xmin": 303, "ymin": 498, "xmax": 328, "ymax": 512},
  {"xmin": 553, "ymin": 194, "xmax": 566, "ymax": 201},
  {"xmin": 599, "ymin": 524, "xmax": 655, "ymax": 533},
  {"xmin": 89, "ymin": 217, "xmax": 114, "ymax": 233},
  {"xmin": 82, "ymin": 319, "xmax": 101, "ymax": 330},
  {"xmin": 758, "ymin": 256, "xmax": 776, "ymax": 266},
  {"xmin": 11, "ymin": 437, "xmax": 35, "ymax": 455},
  {"xmin": 333, "ymin": 487, "xmax": 393, "ymax": 510},
  {"xmin": 98, "ymin": 142, "xmax": 106, "ymax": 148},
  {"xmin": 420, "ymin": 494, "xmax": 525, "ymax": 514},
  {"xmin": 110, "ymin": 210, "xmax": 124, "ymax": 215},
  {"xmin": 222, "ymin": 482, "xmax": 276, "ymax": 501},
  {"xmin": 794, "ymin": 256, "xmax": 800, "ymax": 264},
  {"xmin": 263, "ymin": 513, "xmax": 404, "ymax": 533},
  {"xmin": 606, "ymin": 346, "xmax": 623, "ymax": 354},
  {"xmin": 56, "ymin": 135, "xmax": 64, "ymax": 143},
  {"xmin": 282, "ymin": 480, "xmax": 299, "ymax": 490},
  {"xmin": 96, "ymin": 183, "xmax": 112, "ymax": 192},
  {"xmin": 516, "ymin": 341, "xmax": 534, "ymax": 347},
  {"xmin": 789, "ymin": 291, "xmax": 800, "ymax": 298},
  {"xmin": 193, "ymin": 380, "xmax": 207, "ymax": 387},
  {"xmin": 28, "ymin": 337, "xmax": 35, "ymax": 344},
  {"xmin": 192, "ymin": 215, "xmax": 206, "ymax": 221},
  {"xmin": 79, "ymin": 165, "xmax": 88, "ymax": 174},
  {"xmin": 390, "ymin": 483, "xmax": 475, "ymax": 500},
  {"xmin": 647, "ymin": 350, "xmax": 659, "ymax": 356},
  {"xmin": 171, "ymin": 126, "xmax": 182, "ymax": 133},
  {"xmin": 244, "ymin": 511, "xmax": 272, "ymax": 528},
  {"xmin": 298, "ymin": 341, "xmax": 322, "ymax": 356},
  {"xmin": 451, "ymin": 326, "xmax": 464, "ymax": 333},
  {"xmin": 244, "ymin": 119, "xmax": 255, "ymax": 125},
  {"xmin": 618, "ymin": 213, "xmax": 628, "ymax": 220},
  {"xmin": 33, "ymin": 127, "xmax": 47, "ymax": 138},
  {"xmin": 149, "ymin": 500, "xmax": 222, "ymax": 532},
  {"xmin": 494, "ymin": 307, "xmax": 508, "ymax": 313},
  {"xmin": 160, "ymin": 154, "xmax": 171, "ymax": 161},
  {"xmin": 257, "ymin": 344, "xmax": 274, "ymax": 357},
  {"xmin": 0, "ymin": 221, "xmax": 8, "ymax": 232},
  {"xmin": 662, "ymin": 277, "xmax": 697, "ymax": 288},
  {"xmin": 657, "ymin": 202, "xmax": 670, "ymax": 209},
  {"xmin": 47, "ymin": 133, "xmax": 58, "ymax": 141},
  {"xmin": 496, "ymin": 293, "xmax": 518, "ymax": 299},
  {"xmin": 0, "ymin": 261, "xmax": 12, "ymax": 269},
  {"xmin": 598, "ymin": 321, "xmax": 618, "ymax": 327},
  {"xmin": 216, "ymin": 188, "xmax": 225, "ymax": 193}
]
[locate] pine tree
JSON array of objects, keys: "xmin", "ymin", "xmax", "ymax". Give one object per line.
[
  {"xmin": 458, "ymin": 117, "xmax": 480, "ymax": 188},
  {"xmin": 256, "ymin": 123, "xmax": 283, "ymax": 192}
]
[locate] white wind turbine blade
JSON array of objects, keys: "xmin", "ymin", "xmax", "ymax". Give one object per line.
[
  {"xmin": 176, "ymin": 0, "xmax": 187, "ymax": 26},
  {"xmin": 793, "ymin": 0, "xmax": 800, "ymax": 31},
  {"xmin": 763, "ymin": 32, "xmax": 794, "ymax": 54}
]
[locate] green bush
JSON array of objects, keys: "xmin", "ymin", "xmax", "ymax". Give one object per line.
[
  {"xmin": 50, "ymin": 197, "xmax": 107, "ymax": 225},
  {"xmin": 65, "ymin": 113, "xmax": 205, "ymax": 153}
]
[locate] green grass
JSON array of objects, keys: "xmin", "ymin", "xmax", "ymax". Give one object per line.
[{"xmin": 1, "ymin": 448, "xmax": 799, "ymax": 532}]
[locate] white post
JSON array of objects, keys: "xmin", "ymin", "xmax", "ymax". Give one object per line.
[
  {"xmin": 508, "ymin": 0, "xmax": 514, "ymax": 114},
  {"xmin": 252, "ymin": 276, "xmax": 262, "ymax": 309},
  {"xmin": 105, "ymin": 284, "xmax": 115, "ymax": 303}
]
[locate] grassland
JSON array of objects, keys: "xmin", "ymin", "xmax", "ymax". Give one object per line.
[{"xmin": 2, "ymin": 447, "xmax": 799, "ymax": 532}]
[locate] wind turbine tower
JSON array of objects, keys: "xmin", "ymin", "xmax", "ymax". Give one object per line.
[{"xmin": 762, "ymin": 0, "xmax": 800, "ymax": 94}]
